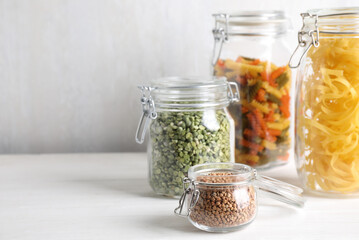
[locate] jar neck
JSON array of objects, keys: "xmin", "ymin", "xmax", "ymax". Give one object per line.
[
  {"xmin": 188, "ymin": 162, "xmax": 255, "ymax": 186},
  {"xmin": 308, "ymin": 8, "xmax": 359, "ymax": 35},
  {"xmin": 155, "ymin": 104, "xmax": 229, "ymax": 112},
  {"xmin": 213, "ymin": 11, "xmax": 291, "ymax": 38},
  {"xmin": 150, "ymin": 77, "xmax": 239, "ymax": 111}
]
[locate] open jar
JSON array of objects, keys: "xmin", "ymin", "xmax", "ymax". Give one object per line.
[
  {"xmin": 290, "ymin": 8, "xmax": 359, "ymax": 196},
  {"xmin": 174, "ymin": 162, "xmax": 304, "ymax": 232},
  {"xmin": 212, "ymin": 11, "xmax": 292, "ymax": 169},
  {"xmin": 135, "ymin": 77, "xmax": 239, "ymax": 197}
]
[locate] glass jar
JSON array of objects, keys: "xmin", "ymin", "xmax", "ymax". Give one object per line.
[
  {"xmin": 290, "ymin": 8, "xmax": 359, "ymax": 196},
  {"xmin": 174, "ymin": 162, "xmax": 304, "ymax": 233},
  {"xmin": 135, "ymin": 77, "xmax": 239, "ymax": 197},
  {"xmin": 212, "ymin": 11, "xmax": 293, "ymax": 169}
]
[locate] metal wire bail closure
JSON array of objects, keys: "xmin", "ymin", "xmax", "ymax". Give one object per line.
[
  {"xmin": 227, "ymin": 81, "xmax": 240, "ymax": 102},
  {"xmin": 174, "ymin": 177, "xmax": 199, "ymax": 217},
  {"xmin": 212, "ymin": 14, "xmax": 229, "ymax": 66},
  {"xmin": 289, "ymin": 13, "xmax": 320, "ymax": 68},
  {"xmin": 135, "ymin": 86, "xmax": 157, "ymax": 144}
]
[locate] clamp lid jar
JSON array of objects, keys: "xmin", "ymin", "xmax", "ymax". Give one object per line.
[
  {"xmin": 175, "ymin": 162, "xmax": 304, "ymax": 232},
  {"xmin": 290, "ymin": 7, "xmax": 359, "ymax": 195},
  {"xmin": 212, "ymin": 11, "xmax": 293, "ymax": 169},
  {"xmin": 135, "ymin": 76, "xmax": 239, "ymax": 197}
]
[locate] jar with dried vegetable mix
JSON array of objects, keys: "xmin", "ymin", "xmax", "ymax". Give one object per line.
[
  {"xmin": 215, "ymin": 58, "xmax": 291, "ymax": 167},
  {"xmin": 212, "ymin": 11, "xmax": 292, "ymax": 169},
  {"xmin": 135, "ymin": 77, "xmax": 239, "ymax": 197}
]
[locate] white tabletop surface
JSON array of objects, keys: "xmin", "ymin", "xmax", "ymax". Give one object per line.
[{"xmin": 0, "ymin": 153, "xmax": 359, "ymax": 240}]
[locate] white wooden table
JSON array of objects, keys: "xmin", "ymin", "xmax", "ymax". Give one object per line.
[{"xmin": 0, "ymin": 153, "xmax": 358, "ymax": 240}]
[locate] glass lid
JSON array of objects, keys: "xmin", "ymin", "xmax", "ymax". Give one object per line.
[
  {"xmin": 149, "ymin": 76, "xmax": 239, "ymax": 110},
  {"xmin": 213, "ymin": 10, "xmax": 291, "ymax": 36},
  {"xmin": 306, "ymin": 7, "xmax": 359, "ymax": 34}
]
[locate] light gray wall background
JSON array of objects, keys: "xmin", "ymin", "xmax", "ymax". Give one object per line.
[{"xmin": 0, "ymin": 0, "xmax": 355, "ymax": 153}]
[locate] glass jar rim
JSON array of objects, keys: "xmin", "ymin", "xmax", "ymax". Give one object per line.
[
  {"xmin": 306, "ymin": 7, "xmax": 359, "ymax": 34},
  {"xmin": 148, "ymin": 76, "xmax": 238, "ymax": 111},
  {"xmin": 188, "ymin": 162, "xmax": 255, "ymax": 186},
  {"xmin": 151, "ymin": 76, "xmax": 227, "ymax": 89},
  {"xmin": 213, "ymin": 10, "xmax": 291, "ymax": 37},
  {"xmin": 308, "ymin": 7, "xmax": 359, "ymax": 17}
]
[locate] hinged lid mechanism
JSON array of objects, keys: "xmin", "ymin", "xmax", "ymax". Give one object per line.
[
  {"xmin": 289, "ymin": 7, "xmax": 359, "ymax": 68},
  {"xmin": 135, "ymin": 77, "xmax": 239, "ymax": 144},
  {"xmin": 212, "ymin": 11, "xmax": 291, "ymax": 66}
]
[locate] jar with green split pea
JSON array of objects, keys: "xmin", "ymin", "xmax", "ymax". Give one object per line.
[{"xmin": 135, "ymin": 76, "xmax": 239, "ymax": 197}]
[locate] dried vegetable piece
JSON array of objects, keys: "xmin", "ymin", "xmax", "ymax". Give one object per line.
[{"xmin": 215, "ymin": 57, "xmax": 291, "ymax": 167}]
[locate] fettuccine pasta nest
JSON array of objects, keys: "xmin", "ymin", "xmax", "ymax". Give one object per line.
[{"xmin": 298, "ymin": 37, "xmax": 359, "ymax": 193}]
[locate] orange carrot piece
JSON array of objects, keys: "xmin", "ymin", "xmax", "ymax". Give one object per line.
[
  {"xmin": 253, "ymin": 109, "xmax": 267, "ymax": 131},
  {"xmin": 280, "ymin": 105, "xmax": 290, "ymax": 118},
  {"xmin": 279, "ymin": 92, "xmax": 290, "ymax": 118},
  {"xmin": 264, "ymin": 131, "xmax": 277, "ymax": 142},
  {"xmin": 241, "ymin": 106, "xmax": 249, "ymax": 113},
  {"xmin": 217, "ymin": 59, "xmax": 225, "ymax": 68},
  {"xmin": 264, "ymin": 110, "xmax": 275, "ymax": 122},
  {"xmin": 244, "ymin": 129, "xmax": 259, "ymax": 139},
  {"xmin": 245, "ymin": 73, "xmax": 253, "ymax": 79},
  {"xmin": 260, "ymin": 71, "xmax": 269, "ymax": 82},
  {"xmin": 268, "ymin": 78, "xmax": 278, "ymax": 87},
  {"xmin": 271, "ymin": 66, "xmax": 286, "ymax": 81},
  {"xmin": 247, "ymin": 128, "xmax": 267, "ymax": 138},
  {"xmin": 253, "ymin": 109, "xmax": 279, "ymax": 143},
  {"xmin": 247, "ymin": 113, "xmax": 261, "ymax": 136},
  {"xmin": 250, "ymin": 59, "xmax": 260, "ymax": 65},
  {"xmin": 268, "ymin": 128, "xmax": 281, "ymax": 136},
  {"xmin": 255, "ymin": 88, "xmax": 266, "ymax": 102},
  {"xmin": 240, "ymin": 139, "xmax": 264, "ymax": 152},
  {"xmin": 236, "ymin": 56, "xmax": 243, "ymax": 62},
  {"xmin": 236, "ymin": 75, "xmax": 247, "ymax": 85}
]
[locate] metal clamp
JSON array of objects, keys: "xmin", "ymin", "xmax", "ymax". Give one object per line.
[
  {"xmin": 227, "ymin": 82, "xmax": 240, "ymax": 102},
  {"xmin": 289, "ymin": 13, "xmax": 320, "ymax": 68},
  {"xmin": 174, "ymin": 178, "xmax": 199, "ymax": 217},
  {"xmin": 212, "ymin": 14, "xmax": 229, "ymax": 66},
  {"xmin": 135, "ymin": 86, "xmax": 157, "ymax": 144}
]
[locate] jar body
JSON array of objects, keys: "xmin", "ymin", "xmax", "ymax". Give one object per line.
[
  {"xmin": 188, "ymin": 183, "xmax": 257, "ymax": 232},
  {"xmin": 296, "ymin": 36, "xmax": 359, "ymax": 195},
  {"xmin": 148, "ymin": 108, "xmax": 235, "ymax": 197},
  {"xmin": 174, "ymin": 162, "xmax": 304, "ymax": 232},
  {"xmin": 214, "ymin": 36, "xmax": 292, "ymax": 169}
]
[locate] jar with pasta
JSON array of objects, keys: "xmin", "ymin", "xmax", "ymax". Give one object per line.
[
  {"xmin": 290, "ymin": 8, "xmax": 359, "ymax": 196},
  {"xmin": 212, "ymin": 11, "xmax": 292, "ymax": 169}
]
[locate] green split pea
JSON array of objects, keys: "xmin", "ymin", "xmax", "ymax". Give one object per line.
[{"xmin": 149, "ymin": 110, "xmax": 231, "ymax": 197}]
